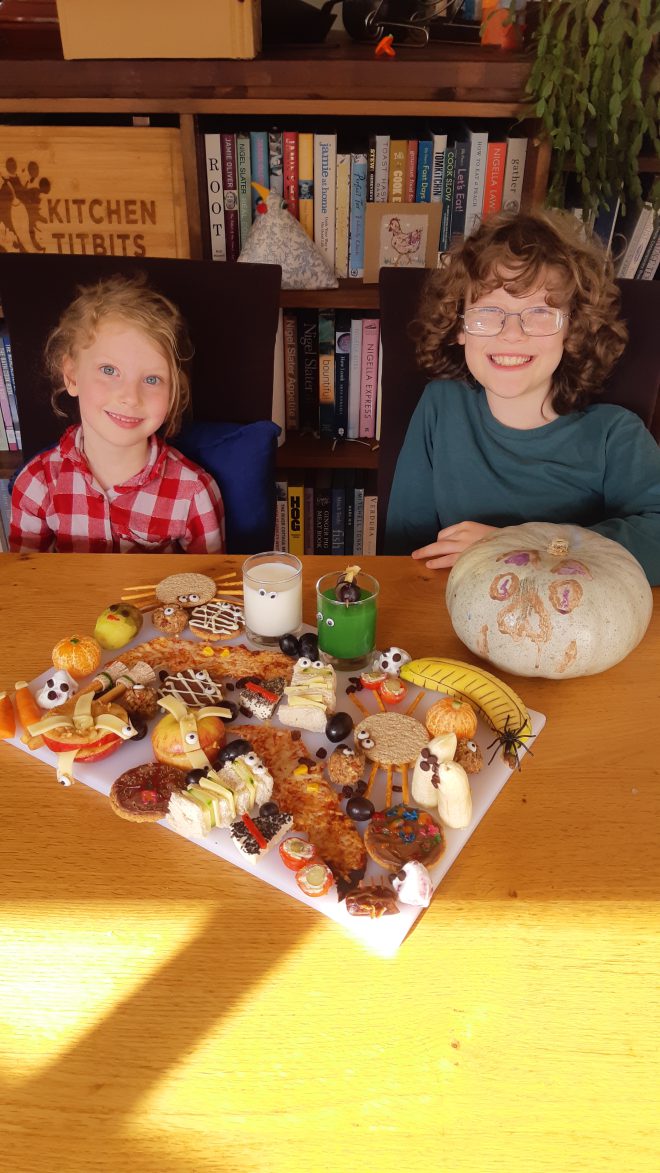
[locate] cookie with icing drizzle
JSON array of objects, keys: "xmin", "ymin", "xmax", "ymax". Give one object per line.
[{"xmin": 189, "ymin": 601, "xmax": 245, "ymax": 641}]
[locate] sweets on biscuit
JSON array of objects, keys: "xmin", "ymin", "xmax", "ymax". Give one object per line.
[{"xmin": 110, "ymin": 763, "xmax": 184, "ymax": 822}]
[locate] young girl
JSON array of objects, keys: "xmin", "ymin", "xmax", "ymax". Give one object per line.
[
  {"xmin": 384, "ymin": 208, "xmax": 660, "ymax": 585},
  {"xmin": 9, "ymin": 273, "xmax": 225, "ymax": 554}
]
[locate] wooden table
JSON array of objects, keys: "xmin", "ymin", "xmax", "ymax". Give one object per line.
[{"xmin": 1, "ymin": 554, "xmax": 658, "ymax": 1173}]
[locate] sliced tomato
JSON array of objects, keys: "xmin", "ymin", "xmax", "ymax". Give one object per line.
[
  {"xmin": 295, "ymin": 861, "xmax": 334, "ymax": 898},
  {"xmin": 378, "ymin": 676, "xmax": 407, "ymax": 705},
  {"xmin": 359, "ymin": 669, "xmax": 386, "ymax": 690}
]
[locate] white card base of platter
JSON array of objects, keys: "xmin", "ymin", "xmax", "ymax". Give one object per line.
[{"xmin": 5, "ymin": 621, "xmax": 545, "ymax": 957}]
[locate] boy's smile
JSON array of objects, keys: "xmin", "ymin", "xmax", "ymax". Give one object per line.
[
  {"xmin": 458, "ymin": 278, "xmax": 569, "ymax": 428},
  {"xmin": 62, "ymin": 318, "xmax": 172, "ymax": 486}
]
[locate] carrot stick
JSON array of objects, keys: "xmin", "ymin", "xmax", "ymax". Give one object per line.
[
  {"xmin": 15, "ymin": 681, "xmax": 43, "ymax": 727},
  {"xmin": 0, "ymin": 692, "xmax": 16, "ymax": 740}
]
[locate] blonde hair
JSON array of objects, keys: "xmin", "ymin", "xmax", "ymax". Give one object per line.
[
  {"xmin": 46, "ymin": 272, "xmax": 193, "ymax": 438},
  {"xmin": 413, "ymin": 208, "xmax": 628, "ymax": 413}
]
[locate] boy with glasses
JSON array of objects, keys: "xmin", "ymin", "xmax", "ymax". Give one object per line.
[{"xmin": 385, "ymin": 209, "xmax": 660, "ymax": 584}]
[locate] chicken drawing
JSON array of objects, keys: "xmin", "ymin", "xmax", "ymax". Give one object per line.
[{"xmin": 387, "ymin": 217, "xmax": 423, "ymax": 265}]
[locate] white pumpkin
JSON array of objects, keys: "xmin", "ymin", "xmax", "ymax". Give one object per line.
[{"xmin": 445, "ymin": 522, "xmax": 653, "ymax": 679}]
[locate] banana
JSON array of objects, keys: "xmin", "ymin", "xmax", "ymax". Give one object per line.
[{"xmin": 400, "ymin": 657, "xmax": 533, "ymax": 753}]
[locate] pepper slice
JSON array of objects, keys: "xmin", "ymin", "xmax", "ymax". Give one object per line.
[
  {"xmin": 295, "ymin": 861, "xmax": 334, "ymax": 898},
  {"xmin": 241, "ymin": 813, "xmax": 268, "ymax": 850},
  {"xmin": 279, "ymin": 836, "xmax": 317, "ymax": 871}
]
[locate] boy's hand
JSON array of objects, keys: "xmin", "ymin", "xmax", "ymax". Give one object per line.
[{"xmin": 412, "ymin": 522, "xmax": 497, "ymax": 570}]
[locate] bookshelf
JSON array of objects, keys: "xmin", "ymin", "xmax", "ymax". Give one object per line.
[{"xmin": 0, "ymin": 33, "xmax": 549, "ymax": 498}]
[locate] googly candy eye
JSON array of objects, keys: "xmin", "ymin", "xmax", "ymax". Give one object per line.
[
  {"xmin": 312, "ymin": 660, "xmax": 324, "ymax": 668},
  {"xmin": 361, "ymin": 737, "xmax": 374, "ymax": 750},
  {"xmin": 189, "ymin": 594, "xmax": 200, "ymax": 604},
  {"xmin": 244, "ymin": 752, "xmax": 259, "ymax": 767},
  {"xmin": 298, "ymin": 657, "xmax": 311, "ymax": 668},
  {"xmin": 122, "ymin": 724, "xmax": 134, "ymax": 737},
  {"xmin": 195, "ymin": 670, "xmax": 207, "ymax": 680},
  {"xmin": 185, "ymin": 731, "xmax": 199, "ymax": 746},
  {"xmin": 466, "ymin": 740, "xmax": 478, "ymax": 752},
  {"xmin": 268, "ymin": 592, "xmax": 277, "ymax": 600},
  {"xmin": 253, "ymin": 763, "xmax": 267, "ymax": 776},
  {"xmin": 177, "ymin": 594, "xmax": 189, "ymax": 605},
  {"xmin": 316, "ymin": 611, "xmax": 323, "ymax": 621},
  {"xmin": 325, "ymin": 618, "xmax": 335, "ymax": 628},
  {"xmin": 164, "ymin": 606, "xmax": 176, "ymax": 616},
  {"xmin": 356, "ymin": 730, "xmax": 373, "ymax": 745},
  {"xmin": 258, "ymin": 588, "xmax": 267, "ymax": 598}
]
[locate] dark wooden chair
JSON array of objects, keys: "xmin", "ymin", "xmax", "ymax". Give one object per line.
[
  {"xmin": 0, "ymin": 252, "xmax": 282, "ymax": 461},
  {"xmin": 377, "ymin": 267, "xmax": 660, "ymax": 551}
]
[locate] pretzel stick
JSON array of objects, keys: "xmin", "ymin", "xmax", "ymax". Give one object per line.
[
  {"xmin": 122, "ymin": 585, "xmax": 158, "ymax": 594},
  {"xmin": 120, "ymin": 599, "xmax": 155, "ymax": 612},
  {"xmin": 211, "ymin": 589, "xmax": 243, "ymax": 597},
  {"xmin": 215, "ymin": 572, "xmax": 241, "ymax": 582},
  {"xmin": 347, "ymin": 691, "xmax": 370, "ymax": 717},
  {"xmin": 401, "ymin": 765, "xmax": 410, "ymax": 805},
  {"xmin": 385, "ymin": 766, "xmax": 393, "ymax": 807},
  {"xmin": 374, "ymin": 691, "xmax": 385, "ymax": 712},
  {"xmin": 364, "ymin": 761, "xmax": 379, "ymax": 800},
  {"xmin": 405, "ymin": 691, "xmax": 424, "ymax": 717}
]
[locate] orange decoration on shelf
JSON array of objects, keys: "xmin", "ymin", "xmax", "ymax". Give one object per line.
[
  {"xmin": 375, "ymin": 34, "xmax": 396, "ymax": 58},
  {"xmin": 52, "ymin": 635, "xmax": 102, "ymax": 681}
]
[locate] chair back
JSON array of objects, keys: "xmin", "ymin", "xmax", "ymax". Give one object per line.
[
  {"xmin": 0, "ymin": 252, "xmax": 282, "ymax": 461},
  {"xmin": 377, "ymin": 267, "xmax": 660, "ymax": 551}
]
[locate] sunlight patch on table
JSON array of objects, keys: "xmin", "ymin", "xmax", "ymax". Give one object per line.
[{"xmin": 0, "ymin": 901, "xmax": 215, "ymax": 1079}]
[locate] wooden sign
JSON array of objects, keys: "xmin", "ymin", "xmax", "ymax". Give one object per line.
[
  {"xmin": 0, "ymin": 126, "xmax": 190, "ymax": 258},
  {"xmin": 56, "ymin": 0, "xmax": 261, "ymax": 60}
]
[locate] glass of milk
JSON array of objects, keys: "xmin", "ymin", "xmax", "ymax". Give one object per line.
[{"xmin": 242, "ymin": 552, "xmax": 303, "ymax": 646}]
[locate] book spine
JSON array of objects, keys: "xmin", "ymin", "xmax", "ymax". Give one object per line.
[
  {"xmin": 249, "ymin": 130, "xmax": 270, "ymax": 215},
  {"xmin": 464, "ymin": 129, "xmax": 488, "ymax": 236},
  {"xmin": 274, "ymin": 479, "xmax": 288, "ymax": 552},
  {"xmin": 367, "ymin": 136, "xmax": 377, "ymax": 202},
  {"xmin": 272, "ymin": 309, "xmax": 286, "ymax": 444},
  {"xmin": 203, "ymin": 132, "xmax": 227, "ymax": 261},
  {"xmin": 415, "ymin": 139, "xmax": 433, "ymax": 203},
  {"xmin": 297, "ymin": 311, "xmax": 319, "ymax": 435},
  {"xmin": 330, "ymin": 470, "xmax": 346, "ymax": 555},
  {"xmin": 283, "ymin": 311, "xmax": 299, "ymax": 430},
  {"xmin": 348, "ymin": 152, "xmax": 368, "ymax": 280},
  {"xmin": 373, "ymin": 134, "xmax": 390, "ymax": 203},
  {"xmin": 287, "ymin": 482, "xmax": 305, "ymax": 557},
  {"xmin": 347, "ymin": 314, "xmax": 363, "ymax": 440},
  {"xmin": 362, "ymin": 494, "xmax": 378, "ymax": 556},
  {"xmin": 0, "ymin": 400, "xmax": 8, "ymax": 451},
  {"xmin": 353, "ymin": 478, "xmax": 365, "ymax": 557},
  {"xmin": 359, "ymin": 318, "xmax": 380, "ymax": 439},
  {"xmin": 636, "ymin": 220, "xmax": 660, "ymax": 279},
  {"xmin": 451, "ymin": 141, "xmax": 470, "ymax": 241},
  {"xmin": 440, "ymin": 146, "xmax": 456, "ymax": 254},
  {"xmin": 405, "ymin": 140, "xmax": 418, "ymax": 203},
  {"xmin": 220, "ymin": 132, "xmax": 240, "ymax": 262},
  {"xmin": 314, "ymin": 132, "xmax": 337, "ymax": 271},
  {"xmin": 0, "ymin": 336, "xmax": 19, "ymax": 445},
  {"xmin": 304, "ymin": 476, "xmax": 315, "ymax": 555},
  {"xmin": 282, "ymin": 131, "xmax": 299, "ymax": 219},
  {"xmin": 375, "ymin": 334, "xmax": 383, "ymax": 444},
  {"xmin": 236, "ymin": 133, "xmax": 253, "ymax": 249},
  {"xmin": 388, "ymin": 140, "xmax": 407, "ymax": 202},
  {"xmin": 314, "ymin": 471, "xmax": 332, "ymax": 554},
  {"xmin": 334, "ymin": 152, "xmax": 351, "ymax": 279},
  {"xmin": 0, "ymin": 360, "xmax": 17, "ymax": 449},
  {"xmin": 616, "ymin": 204, "xmax": 656, "ymax": 278},
  {"xmin": 318, "ymin": 308, "xmax": 335, "ymax": 439},
  {"xmin": 482, "ymin": 141, "xmax": 506, "ymax": 218},
  {"xmin": 343, "ymin": 469, "xmax": 356, "ymax": 555},
  {"xmin": 334, "ymin": 311, "xmax": 351, "ymax": 440},
  {"xmin": 268, "ymin": 129, "xmax": 284, "ymax": 197},
  {"xmin": 430, "ymin": 133, "xmax": 448, "ymax": 204},
  {"xmin": 298, "ymin": 133, "xmax": 314, "ymax": 238},
  {"xmin": 593, "ymin": 196, "xmax": 621, "ymax": 253},
  {"xmin": 501, "ymin": 137, "xmax": 528, "ymax": 214}
]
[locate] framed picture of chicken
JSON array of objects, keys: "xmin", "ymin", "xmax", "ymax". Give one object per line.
[{"xmin": 362, "ymin": 201, "xmax": 442, "ymax": 283}]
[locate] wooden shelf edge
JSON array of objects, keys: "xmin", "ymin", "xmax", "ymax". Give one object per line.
[
  {"xmin": 280, "ymin": 282, "xmax": 379, "ymax": 310},
  {"xmin": 277, "ymin": 435, "xmax": 379, "ymax": 470}
]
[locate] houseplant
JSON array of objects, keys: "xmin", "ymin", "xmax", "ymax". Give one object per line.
[{"xmin": 524, "ymin": 0, "xmax": 659, "ymax": 216}]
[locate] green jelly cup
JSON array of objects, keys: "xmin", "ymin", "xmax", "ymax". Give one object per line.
[{"xmin": 315, "ymin": 571, "xmax": 379, "ymax": 671}]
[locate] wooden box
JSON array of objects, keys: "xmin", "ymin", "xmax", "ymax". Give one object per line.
[
  {"xmin": 56, "ymin": 0, "xmax": 261, "ymax": 60},
  {"xmin": 0, "ymin": 126, "xmax": 190, "ymax": 258}
]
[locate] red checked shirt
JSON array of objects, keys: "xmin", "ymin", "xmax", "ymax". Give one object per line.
[{"xmin": 9, "ymin": 425, "xmax": 226, "ymax": 554}]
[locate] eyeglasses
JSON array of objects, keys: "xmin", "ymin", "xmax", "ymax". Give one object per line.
[{"xmin": 461, "ymin": 306, "xmax": 569, "ymax": 337}]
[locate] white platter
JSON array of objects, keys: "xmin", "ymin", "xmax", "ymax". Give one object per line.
[{"xmin": 4, "ymin": 618, "xmax": 545, "ymax": 956}]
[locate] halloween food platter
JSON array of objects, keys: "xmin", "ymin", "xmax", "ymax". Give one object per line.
[{"xmin": 0, "ymin": 569, "xmax": 545, "ymax": 956}]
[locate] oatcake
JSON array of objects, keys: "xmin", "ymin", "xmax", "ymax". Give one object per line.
[{"xmin": 353, "ymin": 712, "xmax": 428, "ymax": 768}]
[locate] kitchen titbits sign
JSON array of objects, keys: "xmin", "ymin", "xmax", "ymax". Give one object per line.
[{"xmin": 0, "ymin": 127, "xmax": 190, "ymax": 258}]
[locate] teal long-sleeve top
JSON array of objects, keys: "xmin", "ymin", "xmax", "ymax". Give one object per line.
[{"xmin": 384, "ymin": 379, "xmax": 660, "ymax": 585}]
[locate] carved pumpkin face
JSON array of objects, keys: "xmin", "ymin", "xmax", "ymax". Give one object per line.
[{"xmin": 446, "ymin": 522, "xmax": 653, "ymax": 679}]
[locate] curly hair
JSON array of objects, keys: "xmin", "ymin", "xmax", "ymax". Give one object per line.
[
  {"xmin": 45, "ymin": 272, "xmax": 193, "ymax": 438},
  {"xmin": 412, "ymin": 208, "xmax": 628, "ymax": 413}
]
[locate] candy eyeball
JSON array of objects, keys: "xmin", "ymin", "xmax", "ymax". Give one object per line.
[
  {"xmin": 375, "ymin": 646, "xmax": 411, "ymax": 676},
  {"xmin": 325, "ymin": 618, "xmax": 335, "ymax": 628},
  {"xmin": 316, "ymin": 611, "xmax": 323, "ymax": 621},
  {"xmin": 244, "ymin": 752, "xmax": 260, "ymax": 768},
  {"xmin": 466, "ymin": 740, "xmax": 478, "ymax": 753},
  {"xmin": 164, "ymin": 606, "xmax": 177, "ymax": 616},
  {"xmin": 312, "ymin": 659, "xmax": 324, "ymax": 669},
  {"xmin": 269, "ymin": 592, "xmax": 277, "ymax": 600},
  {"xmin": 189, "ymin": 594, "xmax": 201, "ymax": 604},
  {"xmin": 185, "ymin": 731, "xmax": 200, "ymax": 746},
  {"xmin": 298, "ymin": 657, "xmax": 311, "ymax": 669},
  {"xmin": 356, "ymin": 730, "xmax": 374, "ymax": 750},
  {"xmin": 121, "ymin": 724, "xmax": 134, "ymax": 738}
]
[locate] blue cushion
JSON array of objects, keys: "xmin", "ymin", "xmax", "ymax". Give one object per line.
[{"xmin": 173, "ymin": 419, "xmax": 281, "ymax": 554}]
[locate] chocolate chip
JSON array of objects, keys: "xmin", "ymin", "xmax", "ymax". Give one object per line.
[
  {"xmin": 291, "ymin": 730, "xmax": 302, "ymax": 741},
  {"xmin": 316, "ymin": 747, "xmax": 327, "ymax": 759},
  {"xmin": 346, "ymin": 685, "xmax": 356, "ymax": 694},
  {"xmin": 392, "ymin": 784, "xmax": 403, "ymax": 793}
]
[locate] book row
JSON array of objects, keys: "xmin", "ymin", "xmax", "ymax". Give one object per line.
[
  {"xmin": 280, "ymin": 309, "xmax": 381, "ymax": 441},
  {"xmin": 274, "ymin": 471, "xmax": 377, "ymax": 559},
  {"xmin": 588, "ymin": 191, "xmax": 660, "ymax": 281},
  {"xmin": 0, "ymin": 326, "xmax": 21, "ymax": 454},
  {"xmin": 203, "ymin": 125, "xmax": 529, "ymax": 277}
]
